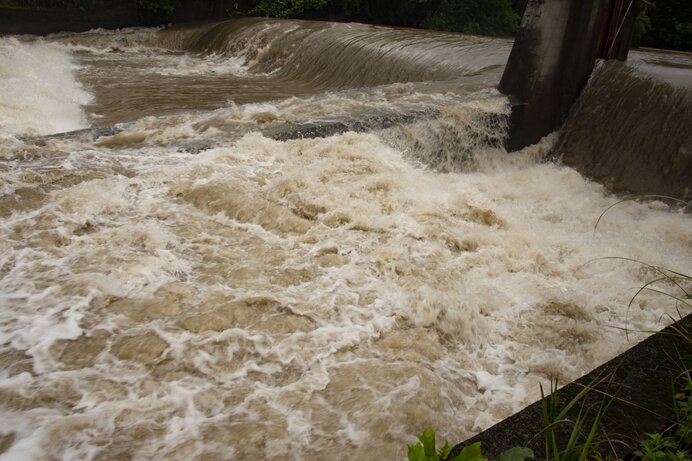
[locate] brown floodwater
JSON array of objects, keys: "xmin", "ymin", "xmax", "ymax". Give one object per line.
[{"xmin": 0, "ymin": 18, "xmax": 691, "ymax": 461}]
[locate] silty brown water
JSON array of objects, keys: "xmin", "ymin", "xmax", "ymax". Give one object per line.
[{"xmin": 0, "ymin": 18, "xmax": 691, "ymax": 461}]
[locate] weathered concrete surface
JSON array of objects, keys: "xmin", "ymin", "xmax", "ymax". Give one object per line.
[
  {"xmin": 447, "ymin": 314, "xmax": 692, "ymax": 460},
  {"xmin": 499, "ymin": 0, "xmax": 609, "ymax": 151}
]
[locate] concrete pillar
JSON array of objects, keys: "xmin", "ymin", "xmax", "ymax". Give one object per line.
[{"xmin": 499, "ymin": 0, "xmax": 612, "ymax": 151}]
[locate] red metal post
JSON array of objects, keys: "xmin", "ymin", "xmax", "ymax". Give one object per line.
[{"xmin": 598, "ymin": 0, "xmax": 628, "ymax": 60}]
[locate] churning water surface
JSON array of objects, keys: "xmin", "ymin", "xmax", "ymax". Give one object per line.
[{"xmin": 0, "ymin": 18, "xmax": 691, "ymax": 461}]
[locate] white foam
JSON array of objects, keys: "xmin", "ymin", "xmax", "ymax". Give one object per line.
[
  {"xmin": 151, "ymin": 53, "xmax": 250, "ymax": 77},
  {"xmin": 0, "ymin": 37, "xmax": 93, "ymax": 136},
  {"xmin": 0, "ymin": 48, "xmax": 690, "ymax": 460},
  {"xmin": 1, "ymin": 125, "xmax": 690, "ymax": 459}
]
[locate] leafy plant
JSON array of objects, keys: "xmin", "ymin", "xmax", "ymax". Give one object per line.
[
  {"xmin": 136, "ymin": 0, "xmax": 181, "ymax": 15},
  {"xmin": 407, "ymin": 429, "xmax": 533, "ymax": 461},
  {"xmin": 635, "ymin": 373, "xmax": 692, "ymax": 461},
  {"xmin": 494, "ymin": 447, "xmax": 535, "ymax": 461},
  {"xmin": 421, "ymin": 0, "xmax": 521, "ymax": 36},
  {"xmin": 253, "ymin": 0, "xmax": 329, "ymax": 17},
  {"xmin": 407, "ymin": 429, "xmax": 455, "ymax": 461},
  {"xmin": 632, "ymin": 6, "xmax": 653, "ymax": 47}
]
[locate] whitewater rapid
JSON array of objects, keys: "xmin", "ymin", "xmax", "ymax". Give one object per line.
[
  {"xmin": 0, "ymin": 20, "xmax": 690, "ymax": 461},
  {"xmin": 0, "ymin": 37, "xmax": 92, "ymax": 135}
]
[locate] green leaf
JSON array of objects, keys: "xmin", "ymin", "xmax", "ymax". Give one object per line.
[
  {"xmin": 495, "ymin": 447, "xmax": 534, "ymax": 461},
  {"xmin": 408, "ymin": 443, "xmax": 428, "ymax": 461},
  {"xmin": 418, "ymin": 429, "xmax": 438, "ymax": 459},
  {"xmin": 450, "ymin": 442, "xmax": 487, "ymax": 461},
  {"xmin": 439, "ymin": 441, "xmax": 452, "ymax": 459}
]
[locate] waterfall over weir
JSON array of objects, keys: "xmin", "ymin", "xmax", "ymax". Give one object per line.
[
  {"xmin": 0, "ymin": 19, "xmax": 690, "ymax": 461},
  {"xmin": 556, "ymin": 62, "xmax": 692, "ymax": 200}
]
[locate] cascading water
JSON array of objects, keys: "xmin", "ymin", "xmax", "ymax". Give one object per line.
[
  {"xmin": 0, "ymin": 18, "xmax": 690, "ymax": 461},
  {"xmin": 0, "ymin": 37, "xmax": 93, "ymax": 135},
  {"xmin": 555, "ymin": 61, "xmax": 692, "ymax": 200}
]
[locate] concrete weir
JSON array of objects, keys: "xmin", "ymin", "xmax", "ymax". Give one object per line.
[{"xmin": 500, "ymin": 0, "xmax": 638, "ymax": 151}]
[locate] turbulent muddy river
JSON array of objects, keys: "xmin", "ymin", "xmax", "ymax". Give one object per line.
[{"xmin": 0, "ymin": 18, "xmax": 691, "ymax": 460}]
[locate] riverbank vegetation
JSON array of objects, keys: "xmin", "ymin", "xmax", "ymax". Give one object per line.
[
  {"xmin": 253, "ymin": 0, "xmax": 528, "ymax": 37},
  {"xmin": 1, "ymin": 0, "xmax": 690, "ymax": 50},
  {"xmin": 410, "ymin": 370, "xmax": 691, "ymax": 460}
]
